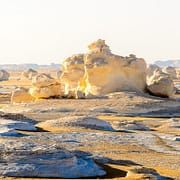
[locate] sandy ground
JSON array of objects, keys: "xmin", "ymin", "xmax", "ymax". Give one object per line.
[{"xmin": 0, "ymin": 70, "xmax": 180, "ymax": 179}]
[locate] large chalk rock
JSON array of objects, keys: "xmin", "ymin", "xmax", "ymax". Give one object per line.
[
  {"xmin": 22, "ymin": 68, "xmax": 38, "ymax": 80},
  {"xmin": 0, "ymin": 69, "xmax": 10, "ymax": 81},
  {"xmin": 61, "ymin": 54, "xmax": 85, "ymax": 95},
  {"xmin": 11, "ymin": 87, "xmax": 35, "ymax": 104},
  {"xmin": 30, "ymin": 73, "xmax": 64, "ymax": 98},
  {"xmin": 162, "ymin": 66, "xmax": 177, "ymax": 79},
  {"xmin": 147, "ymin": 70, "xmax": 175, "ymax": 98},
  {"xmin": 0, "ymin": 139, "xmax": 105, "ymax": 178},
  {"xmin": 81, "ymin": 40, "xmax": 147, "ymax": 96}
]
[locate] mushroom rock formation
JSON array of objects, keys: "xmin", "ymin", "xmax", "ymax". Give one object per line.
[
  {"xmin": 60, "ymin": 54, "xmax": 85, "ymax": 95},
  {"xmin": 162, "ymin": 66, "xmax": 177, "ymax": 79},
  {"xmin": 11, "ymin": 87, "xmax": 36, "ymax": 104},
  {"xmin": 80, "ymin": 39, "xmax": 147, "ymax": 96},
  {"xmin": 22, "ymin": 68, "xmax": 38, "ymax": 80},
  {"xmin": 0, "ymin": 69, "xmax": 10, "ymax": 81},
  {"xmin": 29, "ymin": 73, "xmax": 64, "ymax": 99},
  {"xmin": 147, "ymin": 70, "xmax": 175, "ymax": 98},
  {"xmin": 146, "ymin": 64, "xmax": 161, "ymax": 83}
]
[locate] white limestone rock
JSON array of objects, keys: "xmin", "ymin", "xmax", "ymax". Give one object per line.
[
  {"xmin": 147, "ymin": 70, "xmax": 175, "ymax": 98},
  {"xmin": 30, "ymin": 73, "xmax": 65, "ymax": 99}
]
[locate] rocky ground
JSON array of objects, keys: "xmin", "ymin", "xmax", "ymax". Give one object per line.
[{"xmin": 0, "ymin": 71, "xmax": 180, "ymax": 179}]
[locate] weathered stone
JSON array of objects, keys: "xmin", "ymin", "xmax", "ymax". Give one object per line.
[
  {"xmin": 32, "ymin": 73, "xmax": 57, "ymax": 88},
  {"xmin": 81, "ymin": 40, "xmax": 147, "ymax": 95},
  {"xmin": 22, "ymin": 68, "xmax": 38, "ymax": 80},
  {"xmin": 0, "ymin": 69, "xmax": 10, "ymax": 81},
  {"xmin": 60, "ymin": 40, "xmax": 147, "ymax": 98},
  {"xmin": 147, "ymin": 70, "xmax": 175, "ymax": 98},
  {"xmin": 11, "ymin": 87, "xmax": 35, "ymax": 104}
]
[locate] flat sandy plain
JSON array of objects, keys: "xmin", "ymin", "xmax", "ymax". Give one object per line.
[{"xmin": 0, "ymin": 70, "xmax": 180, "ymax": 180}]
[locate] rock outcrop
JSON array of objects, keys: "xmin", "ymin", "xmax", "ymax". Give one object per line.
[
  {"xmin": 162, "ymin": 66, "xmax": 177, "ymax": 79},
  {"xmin": 11, "ymin": 87, "xmax": 35, "ymax": 104},
  {"xmin": 29, "ymin": 73, "xmax": 64, "ymax": 99},
  {"xmin": 0, "ymin": 69, "xmax": 10, "ymax": 81},
  {"xmin": 147, "ymin": 70, "xmax": 175, "ymax": 97},
  {"xmin": 22, "ymin": 68, "xmax": 38, "ymax": 80},
  {"xmin": 60, "ymin": 39, "xmax": 147, "ymax": 97}
]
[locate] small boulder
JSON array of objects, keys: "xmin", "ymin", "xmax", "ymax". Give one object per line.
[
  {"xmin": 22, "ymin": 68, "xmax": 38, "ymax": 80},
  {"xmin": 29, "ymin": 84, "xmax": 63, "ymax": 99},
  {"xmin": 0, "ymin": 70, "xmax": 10, "ymax": 81},
  {"xmin": 147, "ymin": 70, "xmax": 175, "ymax": 98},
  {"xmin": 11, "ymin": 87, "xmax": 35, "ymax": 104}
]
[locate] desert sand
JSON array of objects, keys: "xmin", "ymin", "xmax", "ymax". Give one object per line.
[{"xmin": 0, "ymin": 69, "xmax": 180, "ymax": 179}]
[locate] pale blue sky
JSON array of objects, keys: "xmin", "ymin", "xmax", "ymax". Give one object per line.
[{"xmin": 0, "ymin": 0, "xmax": 180, "ymax": 64}]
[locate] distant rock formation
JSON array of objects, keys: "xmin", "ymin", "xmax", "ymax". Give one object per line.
[
  {"xmin": 0, "ymin": 69, "xmax": 10, "ymax": 81},
  {"xmin": 60, "ymin": 39, "xmax": 147, "ymax": 97},
  {"xmin": 162, "ymin": 66, "xmax": 177, "ymax": 79},
  {"xmin": 21, "ymin": 68, "xmax": 38, "ymax": 80},
  {"xmin": 154, "ymin": 59, "xmax": 180, "ymax": 67},
  {"xmin": 0, "ymin": 63, "xmax": 61, "ymax": 70},
  {"xmin": 29, "ymin": 73, "xmax": 64, "ymax": 99},
  {"xmin": 147, "ymin": 70, "xmax": 175, "ymax": 98}
]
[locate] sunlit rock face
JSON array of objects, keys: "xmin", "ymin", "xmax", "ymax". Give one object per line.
[
  {"xmin": 147, "ymin": 70, "xmax": 175, "ymax": 98},
  {"xmin": 0, "ymin": 70, "xmax": 10, "ymax": 81},
  {"xmin": 60, "ymin": 54, "xmax": 85, "ymax": 95},
  {"xmin": 29, "ymin": 73, "xmax": 64, "ymax": 99},
  {"xmin": 80, "ymin": 40, "xmax": 147, "ymax": 96},
  {"xmin": 22, "ymin": 68, "xmax": 38, "ymax": 80},
  {"xmin": 162, "ymin": 66, "xmax": 177, "ymax": 79},
  {"xmin": 11, "ymin": 87, "xmax": 35, "ymax": 104}
]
